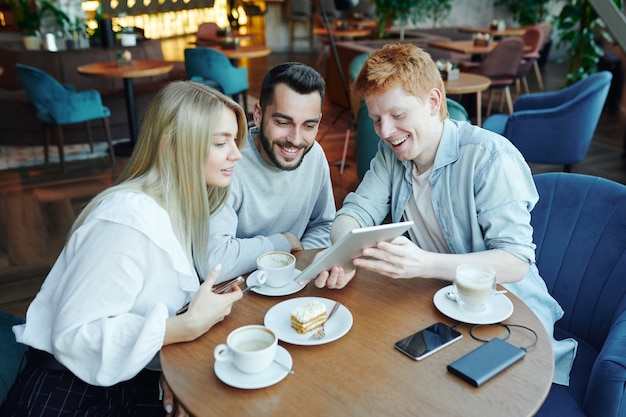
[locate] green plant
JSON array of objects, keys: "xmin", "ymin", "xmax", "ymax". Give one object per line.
[
  {"xmin": 424, "ymin": 0, "xmax": 453, "ymax": 28},
  {"xmin": 554, "ymin": 0, "xmax": 618, "ymax": 85},
  {"xmin": 494, "ymin": 0, "xmax": 552, "ymax": 26},
  {"xmin": 372, "ymin": 0, "xmax": 454, "ymax": 38},
  {"xmin": 6, "ymin": 0, "xmax": 70, "ymax": 35},
  {"xmin": 39, "ymin": 0, "xmax": 69, "ymax": 32},
  {"xmin": 6, "ymin": 0, "xmax": 40, "ymax": 34}
]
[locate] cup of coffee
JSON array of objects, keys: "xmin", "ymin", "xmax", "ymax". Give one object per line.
[
  {"xmin": 453, "ymin": 263, "xmax": 496, "ymax": 312},
  {"xmin": 213, "ymin": 325, "xmax": 278, "ymax": 374},
  {"xmin": 256, "ymin": 251, "xmax": 296, "ymax": 288}
]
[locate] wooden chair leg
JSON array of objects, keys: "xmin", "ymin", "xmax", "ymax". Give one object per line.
[
  {"xmin": 504, "ymin": 87, "xmax": 513, "ymax": 114},
  {"xmin": 486, "ymin": 90, "xmax": 494, "ymax": 116},
  {"xmin": 522, "ymin": 77, "xmax": 530, "ymax": 94},
  {"xmin": 102, "ymin": 117, "xmax": 116, "ymax": 167},
  {"xmin": 55, "ymin": 125, "xmax": 65, "ymax": 172},
  {"xmin": 532, "ymin": 61, "xmax": 544, "ymax": 91}
]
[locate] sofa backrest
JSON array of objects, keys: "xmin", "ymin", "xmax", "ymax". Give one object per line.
[{"xmin": 0, "ymin": 40, "xmax": 169, "ymax": 93}]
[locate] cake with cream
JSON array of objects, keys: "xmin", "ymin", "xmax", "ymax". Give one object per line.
[{"xmin": 290, "ymin": 300, "xmax": 328, "ymax": 334}]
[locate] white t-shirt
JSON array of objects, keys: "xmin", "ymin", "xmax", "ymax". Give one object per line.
[{"xmin": 405, "ymin": 165, "xmax": 450, "ymax": 253}]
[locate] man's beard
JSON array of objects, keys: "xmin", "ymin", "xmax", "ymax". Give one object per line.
[{"xmin": 259, "ymin": 128, "xmax": 311, "ymax": 171}]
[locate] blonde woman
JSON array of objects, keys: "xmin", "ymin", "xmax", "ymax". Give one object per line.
[{"xmin": 1, "ymin": 81, "xmax": 247, "ymax": 416}]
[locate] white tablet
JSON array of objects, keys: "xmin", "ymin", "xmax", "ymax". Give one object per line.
[{"xmin": 295, "ymin": 221, "xmax": 414, "ymax": 282}]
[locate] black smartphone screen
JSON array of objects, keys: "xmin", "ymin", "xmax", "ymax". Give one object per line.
[{"xmin": 394, "ymin": 322, "xmax": 462, "ymax": 361}]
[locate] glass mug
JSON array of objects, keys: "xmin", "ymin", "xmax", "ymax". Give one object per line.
[{"xmin": 453, "ymin": 263, "xmax": 496, "ymax": 312}]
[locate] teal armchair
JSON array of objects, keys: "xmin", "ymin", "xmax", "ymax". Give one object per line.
[
  {"xmin": 482, "ymin": 71, "xmax": 612, "ymax": 172},
  {"xmin": 184, "ymin": 47, "xmax": 249, "ymax": 113},
  {"xmin": 0, "ymin": 311, "xmax": 27, "ymax": 404},
  {"xmin": 16, "ymin": 64, "xmax": 115, "ymax": 172}
]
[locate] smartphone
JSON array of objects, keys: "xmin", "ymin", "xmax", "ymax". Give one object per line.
[
  {"xmin": 394, "ymin": 322, "xmax": 463, "ymax": 361},
  {"xmin": 176, "ymin": 276, "xmax": 244, "ymax": 315}
]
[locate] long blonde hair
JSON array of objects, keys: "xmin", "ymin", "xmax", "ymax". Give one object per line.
[{"xmin": 71, "ymin": 81, "xmax": 247, "ymax": 278}]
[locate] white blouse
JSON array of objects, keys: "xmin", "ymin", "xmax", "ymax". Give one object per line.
[{"xmin": 13, "ymin": 192, "xmax": 199, "ymax": 386}]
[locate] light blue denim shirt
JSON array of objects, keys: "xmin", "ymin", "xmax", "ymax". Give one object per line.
[{"xmin": 338, "ymin": 119, "xmax": 576, "ymax": 385}]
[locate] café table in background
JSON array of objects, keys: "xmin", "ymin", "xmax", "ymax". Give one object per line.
[
  {"xmin": 459, "ymin": 26, "xmax": 526, "ymax": 38},
  {"xmin": 161, "ymin": 249, "xmax": 553, "ymax": 417},
  {"xmin": 444, "ymin": 73, "xmax": 491, "ymax": 126},
  {"xmin": 428, "ymin": 39, "xmax": 500, "ymax": 57},
  {"xmin": 77, "ymin": 60, "xmax": 173, "ymax": 156},
  {"xmin": 210, "ymin": 44, "xmax": 272, "ymax": 66}
]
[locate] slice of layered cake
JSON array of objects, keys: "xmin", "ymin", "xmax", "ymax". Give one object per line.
[{"xmin": 290, "ymin": 300, "xmax": 328, "ymax": 334}]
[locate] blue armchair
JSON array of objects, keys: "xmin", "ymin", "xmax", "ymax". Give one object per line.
[
  {"xmin": 184, "ymin": 47, "xmax": 249, "ymax": 113},
  {"xmin": 482, "ymin": 71, "xmax": 612, "ymax": 172},
  {"xmin": 16, "ymin": 64, "xmax": 115, "ymax": 172},
  {"xmin": 531, "ymin": 173, "xmax": 626, "ymax": 417},
  {"xmin": 0, "ymin": 311, "xmax": 27, "ymax": 404}
]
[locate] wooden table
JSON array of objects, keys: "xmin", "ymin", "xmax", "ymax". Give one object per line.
[
  {"xmin": 429, "ymin": 39, "xmax": 500, "ymax": 56},
  {"xmin": 444, "ymin": 73, "xmax": 491, "ymax": 126},
  {"xmin": 77, "ymin": 60, "xmax": 173, "ymax": 155},
  {"xmin": 429, "ymin": 39, "xmax": 531, "ymax": 57},
  {"xmin": 161, "ymin": 249, "xmax": 553, "ymax": 417},
  {"xmin": 459, "ymin": 26, "xmax": 526, "ymax": 37},
  {"xmin": 210, "ymin": 44, "xmax": 272, "ymax": 63}
]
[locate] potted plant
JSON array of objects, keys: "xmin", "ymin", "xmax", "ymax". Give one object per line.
[
  {"xmin": 494, "ymin": 0, "xmax": 552, "ymax": 26},
  {"xmin": 6, "ymin": 0, "xmax": 42, "ymax": 49},
  {"xmin": 554, "ymin": 0, "xmax": 620, "ymax": 85},
  {"xmin": 371, "ymin": 0, "xmax": 423, "ymax": 39}
]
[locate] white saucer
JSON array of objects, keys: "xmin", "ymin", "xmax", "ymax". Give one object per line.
[
  {"xmin": 246, "ymin": 269, "xmax": 306, "ymax": 296},
  {"xmin": 433, "ymin": 285, "xmax": 514, "ymax": 325},
  {"xmin": 264, "ymin": 297, "xmax": 353, "ymax": 345},
  {"xmin": 214, "ymin": 345, "xmax": 293, "ymax": 389}
]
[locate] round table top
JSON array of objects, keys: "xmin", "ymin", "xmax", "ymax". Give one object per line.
[
  {"xmin": 161, "ymin": 249, "xmax": 553, "ymax": 417},
  {"xmin": 444, "ymin": 73, "xmax": 491, "ymax": 95},
  {"xmin": 211, "ymin": 45, "xmax": 272, "ymax": 60},
  {"xmin": 76, "ymin": 60, "xmax": 174, "ymax": 79},
  {"xmin": 313, "ymin": 27, "xmax": 373, "ymax": 38}
]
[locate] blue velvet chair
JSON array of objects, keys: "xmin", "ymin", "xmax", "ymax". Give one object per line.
[
  {"xmin": 0, "ymin": 311, "xmax": 27, "ymax": 404},
  {"xmin": 482, "ymin": 71, "xmax": 612, "ymax": 172},
  {"xmin": 16, "ymin": 64, "xmax": 115, "ymax": 172},
  {"xmin": 184, "ymin": 47, "xmax": 249, "ymax": 113},
  {"xmin": 531, "ymin": 173, "xmax": 626, "ymax": 417},
  {"xmin": 355, "ymin": 98, "xmax": 469, "ymax": 180}
]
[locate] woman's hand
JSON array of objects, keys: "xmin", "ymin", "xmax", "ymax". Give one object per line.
[{"xmin": 164, "ymin": 264, "xmax": 243, "ymax": 345}]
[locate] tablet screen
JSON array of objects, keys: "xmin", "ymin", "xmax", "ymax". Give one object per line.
[{"xmin": 295, "ymin": 221, "xmax": 413, "ymax": 282}]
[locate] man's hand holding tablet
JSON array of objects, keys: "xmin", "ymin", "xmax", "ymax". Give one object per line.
[{"xmin": 296, "ymin": 221, "xmax": 414, "ymax": 288}]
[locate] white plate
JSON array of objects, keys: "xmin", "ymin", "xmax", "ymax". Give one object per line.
[
  {"xmin": 214, "ymin": 345, "xmax": 293, "ymax": 389},
  {"xmin": 433, "ymin": 285, "xmax": 514, "ymax": 325},
  {"xmin": 264, "ymin": 297, "xmax": 353, "ymax": 345},
  {"xmin": 246, "ymin": 269, "xmax": 306, "ymax": 296}
]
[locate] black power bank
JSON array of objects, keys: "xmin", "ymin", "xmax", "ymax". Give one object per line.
[{"xmin": 447, "ymin": 338, "xmax": 526, "ymax": 387}]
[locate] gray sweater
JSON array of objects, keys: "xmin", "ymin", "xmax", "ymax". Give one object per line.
[{"xmin": 207, "ymin": 127, "xmax": 336, "ymax": 280}]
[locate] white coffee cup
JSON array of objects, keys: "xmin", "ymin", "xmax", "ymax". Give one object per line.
[
  {"xmin": 454, "ymin": 263, "xmax": 496, "ymax": 312},
  {"xmin": 213, "ymin": 325, "xmax": 277, "ymax": 374},
  {"xmin": 256, "ymin": 251, "xmax": 296, "ymax": 288}
]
